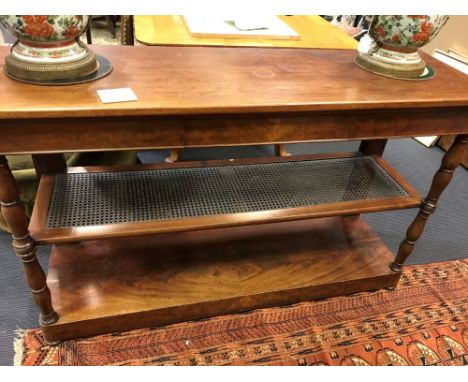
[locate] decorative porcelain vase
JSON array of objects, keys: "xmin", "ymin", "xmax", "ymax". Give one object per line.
[
  {"xmin": 356, "ymin": 15, "xmax": 449, "ymax": 79},
  {"xmin": 0, "ymin": 15, "xmax": 98, "ymax": 83}
]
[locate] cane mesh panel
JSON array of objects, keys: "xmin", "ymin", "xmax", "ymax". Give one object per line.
[{"xmin": 46, "ymin": 157, "xmax": 408, "ymax": 229}]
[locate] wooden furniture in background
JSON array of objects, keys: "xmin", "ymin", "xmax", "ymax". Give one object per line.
[
  {"xmin": 133, "ymin": 15, "xmax": 358, "ymax": 161},
  {"xmin": 1, "ymin": 45, "xmax": 467, "ymax": 343},
  {"xmin": 120, "ymin": 15, "xmax": 134, "ymax": 46},
  {"xmin": 134, "ymin": 15, "xmax": 358, "ymax": 48},
  {"xmin": 89, "ymin": 16, "xmax": 119, "ymax": 38},
  {"xmin": 181, "ymin": 15, "xmax": 300, "ymax": 40}
]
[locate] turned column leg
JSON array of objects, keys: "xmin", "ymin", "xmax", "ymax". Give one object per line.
[
  {"xmin": 275, "ymin": 144, "xmax": 290, "ymax": 157},
  {"xmin": 165, "ymin": 148, "xmax": 182, "ymax": 163},
  {"xmin": 390, "ymin": 134, "xmax": 468, "ymax": 272},
  {"xmin": 0, "ymin": 156, "xmax": 58, "ymax": 325}
]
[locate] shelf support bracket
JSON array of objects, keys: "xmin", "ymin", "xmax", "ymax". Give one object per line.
[
  {"xmin": 0, "ymin": 155, "xmax": 58, "ymax": 326},
  {"xmin": 390, "ymin": 134, "xmax": 468, "ymax": 272}
]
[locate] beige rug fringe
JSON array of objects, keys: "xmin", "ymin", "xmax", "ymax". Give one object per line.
[{"xmin": 13, "ymin": 328, "xmax": 26, "ymax": 366}]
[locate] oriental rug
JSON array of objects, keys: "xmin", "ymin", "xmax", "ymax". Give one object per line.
[{"xmin": 16, "ymin": 259, "xmax": 468, "ymax": 366}]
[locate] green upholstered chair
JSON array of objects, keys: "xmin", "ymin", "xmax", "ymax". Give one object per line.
[{"xmin": 0, "ymin": 151, "xmax": 137, "ymax": 233}]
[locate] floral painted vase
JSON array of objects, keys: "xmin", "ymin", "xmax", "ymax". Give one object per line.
[
  {"xmin": 356, "ymin": 15, "xmax": 449, "ymax": 79},
  {"xmin": 0, "ymin": 15, "xmax": 97, "ymax": 82}
]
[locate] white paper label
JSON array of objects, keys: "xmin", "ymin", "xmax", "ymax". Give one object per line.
[{"xmin": 97, "ymin": 88, "xmax": 138, "ymax": 104}]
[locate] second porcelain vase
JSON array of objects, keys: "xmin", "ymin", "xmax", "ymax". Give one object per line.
[{"xmin": 356, "ymin": 15, "xmax": 449, "ymax": 79}]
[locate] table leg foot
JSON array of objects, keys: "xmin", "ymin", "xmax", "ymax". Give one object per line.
[
  {"xmin": 389, "ymin": 262, "xmax": 402, "ymax": 272},
  {"xmin": 40, "ymin": 311, "xmax": 59, "ymax": 326},
  {"xmin": 44, "ymin": 339, "xmax": 61, "ymax": 346}
]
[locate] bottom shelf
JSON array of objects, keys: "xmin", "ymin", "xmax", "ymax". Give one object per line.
[{"xmin": 42, "ymin": 216, "xmax": 400, "ymax": 342}]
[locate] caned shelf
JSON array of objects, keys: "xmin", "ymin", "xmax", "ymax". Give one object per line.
[{"xmin": 29, "ymin": 152, "xmax": 421, "ymax": 244}]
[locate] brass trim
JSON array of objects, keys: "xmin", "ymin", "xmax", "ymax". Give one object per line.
[
  {"xmin": 4, "ymin": 49, "xmax": 98, "ymax": 82},
  {"xmin": 355, "ymin": 54, "xmax": 432, "ymax": 81},
  {"xmin": 0, "ymin": 200, "xmax": 19, "ymax": 206},
  {"xmin": 20, "ymin": 256, "xmax": 37, "ymax": 264},
  {"xmin": 31, "ymin": 285, "xmax": 47, "ymax": 294},
  {"xmin": 12, "ymin": 232, "xmax": 30, "ymax": 240}
]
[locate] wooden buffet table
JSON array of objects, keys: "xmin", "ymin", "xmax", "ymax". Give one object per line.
[
  {"xmin": 133, "ymin": 15, "xmax": 358, "ymax": 159},
  {"xmin": 0, "ymin": 45, "xmax": 467, "ymax": 343}
]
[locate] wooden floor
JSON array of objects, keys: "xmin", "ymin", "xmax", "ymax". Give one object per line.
[{"xmin": 43, "ymin": 216, "xmax": 399, "ymax": 342}]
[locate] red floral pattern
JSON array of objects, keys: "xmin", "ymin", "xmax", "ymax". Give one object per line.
[
  {"xmin": 0, "ymin": 15, "xmax": 88, "ymax": 42},
  {"xmin": 64, "ymin": 25, "xmax": 79, "ymax": 39},
  {"xmin": 371, "ymin": 15, "xmax": 448, "ymax": 49},
  {"xmin": 22, "ymin": 15, "xmax": 54, "ymax": 38},
  {"xmin": 374, "ymin": 25, "xmax": 385, "ymax": 38}
]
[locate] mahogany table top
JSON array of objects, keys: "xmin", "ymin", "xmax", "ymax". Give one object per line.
[{"xmin": 1, "ymin": 45, "xmax": 468, "ymax": 121}]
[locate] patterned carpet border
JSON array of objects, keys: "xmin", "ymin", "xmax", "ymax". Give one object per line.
[{"xmin": 17, "ymin": 259, "xmax": 468, "ymax": 366}]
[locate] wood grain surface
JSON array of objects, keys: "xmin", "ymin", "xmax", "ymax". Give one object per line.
[
  {"xmin": 1, "ymin": 45, "xmax": 468, "ymax": 120},
  {"xmin": 42, "ymin": 216, "xmax": 400, "ymax": 342}
]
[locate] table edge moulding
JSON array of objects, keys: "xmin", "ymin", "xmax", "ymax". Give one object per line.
[{"xmin": 0, "ymin": 45, "xmax": 467, "ymax": 343}]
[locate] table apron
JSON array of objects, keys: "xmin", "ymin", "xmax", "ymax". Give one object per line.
[{"xmin": 1, "ymin": 107, "xmax": 468, "ymax": 154}]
